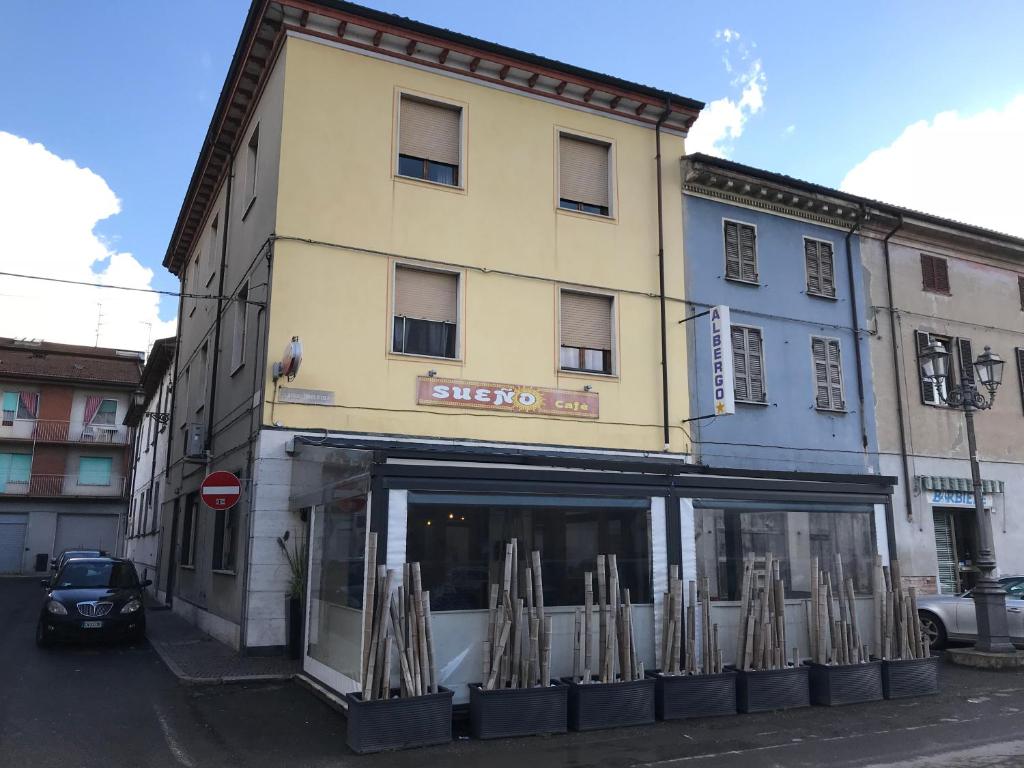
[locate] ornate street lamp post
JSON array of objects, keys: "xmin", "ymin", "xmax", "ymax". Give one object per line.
[{"xmin": 920, "ymin": 341, "xmax": 1013, "ymax": 654}]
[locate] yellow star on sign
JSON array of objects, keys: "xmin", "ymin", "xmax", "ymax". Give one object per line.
[{"xmin": 715, "ymin": 402, "xmax": 726, "ymax": 414}]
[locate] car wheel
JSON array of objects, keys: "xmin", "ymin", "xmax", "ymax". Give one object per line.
[
  {"xmin": 35, "ymin": 621, "xmax": 51, "ymax": 649},
  {"xmin": 919, "ymin": 611, "xmax": 947, "ymax": 650}
]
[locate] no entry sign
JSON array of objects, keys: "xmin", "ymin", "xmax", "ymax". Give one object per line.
[{"xmin": 200, "ymin": 471, "xmax": 241, "ymax": 510}]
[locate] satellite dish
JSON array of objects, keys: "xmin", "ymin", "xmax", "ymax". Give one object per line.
[{"xmin": 273, "ymin": 336, "xmax": 302, "ymax": 382}]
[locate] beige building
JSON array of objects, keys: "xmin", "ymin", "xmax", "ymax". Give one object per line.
[{"xmin": 862, "ymin": 211, "xmax": 1024, "ymax": 594}]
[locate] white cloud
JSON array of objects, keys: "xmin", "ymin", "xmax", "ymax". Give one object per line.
[
  {"xmin": 840, "ymin": 95, "xmax": 1024, "ymax": 237},
  {"xmin": 687, "ymin": 32, "xmax": 767, "ymax": 158},
  {"xmin": 0, "ymin": 132, "xmax": 176, "ymax": 352}
]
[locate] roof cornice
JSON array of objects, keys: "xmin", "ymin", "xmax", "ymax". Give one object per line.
[{"xmin": 163, "ymin": 0, "xmax": 705, "ymax": 276}]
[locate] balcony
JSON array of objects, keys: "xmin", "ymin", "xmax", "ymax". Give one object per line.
[
  {"xmin": 0, "ymin": 474, "xmax": 127, "ymax": 498},
  {"xmin": 0, "ymin": 419, "xmax": 130, "ymax": 446}
]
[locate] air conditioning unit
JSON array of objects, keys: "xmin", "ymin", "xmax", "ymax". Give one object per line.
[{"xmin": 186, "ymin": 423, "xmax": 206, "ymax": 459}]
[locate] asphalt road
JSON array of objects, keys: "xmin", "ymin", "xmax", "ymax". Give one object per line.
[{"xmin": 4, "ymin": 576, "xmax": 1024, "ymax": 767}]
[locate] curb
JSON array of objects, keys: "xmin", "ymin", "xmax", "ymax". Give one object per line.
[{"xmin": 149, "ymin": 640, "xmax": 295, "ymax": 686}]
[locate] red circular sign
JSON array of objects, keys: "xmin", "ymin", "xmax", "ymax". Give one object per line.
[{"xmin": 200, "ymin": 471, "xmax": 241, "ymax": 510}]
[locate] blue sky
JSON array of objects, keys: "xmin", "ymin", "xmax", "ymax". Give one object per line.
[{"xmin": 1, "ymin": 1, "xmax": 1022, "ymax": 348}]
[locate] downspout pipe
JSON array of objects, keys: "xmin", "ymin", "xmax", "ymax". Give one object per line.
[
  {"xmin": 882, "ymin": 214, "xmax": 914, "ymax": 522},
  {"xmin": 161, "ymin": 284, "xmax": 185, "ymax": 605},
  {"xmin": 206, "ymin": 159, "xmax": 234, "ymax": 455},
  {"xmin": 656, "ymin": 102, "xmax": 671, "ymax": 451},
  {"xmin": 844, "ymin": 210, "xmax": 868, "ymax": 451}
]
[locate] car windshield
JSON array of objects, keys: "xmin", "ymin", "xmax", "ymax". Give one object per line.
[
  {"xmin": 62, "ymin": 551, "xmax": 100, "ymax": 563},
  {"xmin": 55, "ymin": 562, "xmax": 138, "ymax": 589}
]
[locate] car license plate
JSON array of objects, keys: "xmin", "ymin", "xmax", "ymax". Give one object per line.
[{"xmin": 82, "ymin": 621, "xmax": 103, "ymax": 629}]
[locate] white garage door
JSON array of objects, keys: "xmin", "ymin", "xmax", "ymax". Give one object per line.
[
  {"xmin": 0, "ymin": 514, "xmax": 27, "ymax": 574},
  {"xmin": 53, "ymin": 514, "xmax": 118, "ymax": 557}
]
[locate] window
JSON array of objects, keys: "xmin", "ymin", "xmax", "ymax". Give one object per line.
[
  {"xmin": 78, "ymin": 457, "xmax": 113, "ymax": 486},
  {"xmin": 805, "ymin": 238, "xmax": 836, "ymax": 298},
  {"xmin": 732, "ymin": 326, "xmax": 766, "ymax": 403},
  {"xmin": 180, "ymin": 494, "xmax": 197, "ymax": 567},
  {"xmin": 1019, "ymin": 277, "xmax": 1024, "ymax": 311},
  {"xmin": 180, "ymin": 366, "xmax": 190, "ymax": 428},
  {"xmin": 724, "ymin": 220, "xmax": 758, "ymax": 283},
  {"xmin": 921, "ymin": 253, "xmax": 950, "ymax": 294},
  {"xmin": 0, "ymin": 453, "xmax": 31, "ymax": 489},
  {"xmin": 406, "ymin": 493, "xmax": 651, "ymax": 611},
  {"xmin": 811, "ymin": 336, "xmax": 845, "ymax": 411},
  {"xmin": 1, "ymin": 392, "xmax": 15, "ymax": 425},
  {"xmin": 212, "ymin": 507, "xmax": 237, "ymax": 572},
  {"xmin": 392, "ymin": 265, "xmax": 458, "ymax": 358},
  {"xmin": 231, "ymin": 283, "xmax": 248, "ymax": 373},
  {"xmin": 151, "ymin": 481, "xmax": 161, "ymax": 534},
  {"xmin": 2, "ymin": 391, "xmax": 38, "ymax": 422},
  {"xmin": 558, "ymin": 133, "xmax": 611, "ymax": 216},
  {"xmin": 90, "ymin": 398, "xmax": 117, "ymax": 425},
  {"xmin": 915, "ymin": 331, "xmax": 951, "ymax": 406},
  {"xmin": 245, "ymin": 125, "xmax": 259, "ymax": 207},
  {"xmin": 397, "ymin": 95, "xmax": 461, "ymax": 187},
  {"xmin": 559, "ymin": 290, "xmax": 614, "ymax": 374},
  {"xmin": 196, "ymin": 342, "xmax": 208, "ymax": 412}
]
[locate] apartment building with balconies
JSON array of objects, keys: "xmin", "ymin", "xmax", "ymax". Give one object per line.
[{"xmin": 0, "ymin": 338, "xmax": 142, "ymax": 574}]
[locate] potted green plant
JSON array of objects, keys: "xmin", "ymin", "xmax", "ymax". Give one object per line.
[{"xmin": 277, "ymin": 532, "xmax": 307, "ymax": 660}]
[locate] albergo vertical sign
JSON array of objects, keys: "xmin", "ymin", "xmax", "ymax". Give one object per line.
[{"xmin": 710, "ymin": 305, "xmax": 735, "ymax": 416}]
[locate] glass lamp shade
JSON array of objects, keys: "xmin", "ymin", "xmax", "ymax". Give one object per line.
[
  {"xmin": 131, "ymin": 389, "xmax": 146, "ymax": 410},
  {"xmin": 920, "ymin": 340, "xmax": 950, "ymax": 381},
  {"xmin": 975, "ymin": 346, "xmax": 1004, "ymax": 387}
]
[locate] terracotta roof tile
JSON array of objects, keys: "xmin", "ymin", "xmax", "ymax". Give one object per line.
[{"xmin": 0, "ymin": 338, "xmax": 143, "ymax": 387}]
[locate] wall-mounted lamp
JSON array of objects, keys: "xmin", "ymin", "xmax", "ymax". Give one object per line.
[
  {"xmin": 583, "ymin": 385, "xmax": 593, "ymax": 392},
  {"xmin": 427, "ymin": 369, "xmax": 438, "ymax": 378}
]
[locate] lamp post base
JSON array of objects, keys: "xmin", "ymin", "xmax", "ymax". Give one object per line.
[{"xmin": 972, "ymin": 580, "xmax": 1015, "ymax": 654}]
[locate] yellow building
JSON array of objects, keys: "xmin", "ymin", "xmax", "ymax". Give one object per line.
[{"xmin": 159, "ymin": 0, "xmax": 708, "ymax": 699}]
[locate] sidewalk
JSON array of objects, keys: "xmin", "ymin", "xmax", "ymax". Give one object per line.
[{"xmin": 145, "ymin": 600, "xmax": 299, "ymax": 684}]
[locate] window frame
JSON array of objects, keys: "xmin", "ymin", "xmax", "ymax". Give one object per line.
[
  {"xmin": 394, "ymin": 90, "xmax": 467, "ymax": 192},
  {"xmin": 242, "ymin": 124, "xmax": 259, "ymax": 218},
  {"xmin": 722, "ymin": 218, "xmax": 759, "ymax": 285},
  {"xmin": 803, "ymin": 236, "xmax": 838, "ymax": 299},
  {"xmin": 557, "ymin": 287, "xmax": 618, "ymax": 377},
  {"xmin": 180, "ymin": 494, "xmax": 197, "ymax": 568},
  {"xmin": 920, "ymin": 252, "xmax": 951, "ymax": 295},
  {"xmin": 810, "ymin": 335, "xmax": 847, "ymax": 413},
  {"xmin": 389, "ymin": 261, "xmax": 463, "ymax": 362},
  {"xmin": 230, "ymin": 282, "xmax": 249, "ymax": 375},
  {"xmin": 77, "ymin": 456, "xmax": 113, "ymax": 487},
  {"xmin": 731, "ymin": 323, "xmax": 768, "ymax": 405},
  {"xmin": 212, "ymin": 507, "xmax": 238, "ymax": 574},
  {"xmin": 555, "ymin": 127, "xmax": 617, "ymax": 221},
  {"xmin": 916, "ymin": 331, "xmax": 951, "ymax": 407},
  {"xmin": 90, "ymin": 398, "xmax": 118, "ymax": 426},
  {"xmin": 179, "ymin": 366, "xmax": 190, "ymax": 429}
]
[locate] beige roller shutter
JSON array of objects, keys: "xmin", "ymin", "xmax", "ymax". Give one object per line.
[
  {"xmin": 394, "ymin": 266, "xmax": 458, "ymax": 323},
  {"xmin": 559, "ymin": 134, "xmax": 610, "ymax": 208},
  {"xmin": 399, "ymin": 96, "xmax": 461, "ymax": 166},
  {"xmin": 561, "ymin": 291, "xmax": 612, "ymax": 350}
]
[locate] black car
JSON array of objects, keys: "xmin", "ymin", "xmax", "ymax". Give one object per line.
[
  {"xmin": 36, "ymin": 557, "xmax": 149, "ymax": 646},
  {"xmin": 50, "ymin": 548, "xmax": 107, "ymax": 572}
]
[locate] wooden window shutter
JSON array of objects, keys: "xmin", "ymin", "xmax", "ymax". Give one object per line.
[
  {"xmin": 739, "ymin": 224, "xmax": 757, "ymax": 281},
  {"xmin": 748, "ymin": 328, "xmax": 765, "ymax": 402},
  {"xmin": 921, "ymin": 254, "xmax": 935, "ymax": 291},
  {"xmin": 724, "ymin": 221, "xmax": 741, "ymax": 279},
  {"xmin": 1017, "ymin": 348, "xmax": 1024, "ymax": 414},
  {"xmin": 811, "ymin": 337, "xmax": 831, "ymax": 409},
  {"xmin": 826, "ymin": 339, "xmax": 844, "ymax": 410},
  {"xmin": 559, "ymin": 135, "xmax": 610, "ymax": 208},
  {"xmin": 916, "ymin": 330, "xmax": 937, "ymax": 404},
  {"xmin": 805, "ymin": 240, "xmax": 821, "ymax": 295},
  {"xmin": 731, "ymin": 327, "xmax": 749, "ymax": 402},
  {"xmin": 819, "ymin": 241, "xmax": 835, "ymax": 296},
  {"xmin": 394, "ymin": 266, "xmax": 458, "ymax": 323},
  {"xmin": 957, "ymin": 337, "xmax": 975, "ymax": 385},
  {"xmin": 934, "ymin": 257, "xmax": 950, "ymax": 293},
  {"xmin": 561, "ymin": 291, "xmax": 612, "ymax": 350},
  {"xmin": 399, "ymin": 96, "xmax": 461, "ymax": 166},
  {"xmin": 1018, "ymin": 276, "xmax": 1024, "ymax": 311}
]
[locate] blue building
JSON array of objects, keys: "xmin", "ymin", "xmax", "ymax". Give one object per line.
[{"xmin": 682, "ymin": 154, "xmax": 879, "ymax": 476}]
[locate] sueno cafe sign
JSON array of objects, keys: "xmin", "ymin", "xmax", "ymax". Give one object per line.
[
  {"xmin": 416, "ymin": 377, "xmax": 599, "ymax": 419},
  {"xmin": 710, "ymin": 305, "xmax": 735, "ymax": 416}
]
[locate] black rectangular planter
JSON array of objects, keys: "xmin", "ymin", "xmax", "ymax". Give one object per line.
[
  {"xmin": 882, "ymin": 655, "xmax": 940, "ymax": 699},
  {"xmin": 561, "ymin": 676, "xmax": 656, "ymax": 731},
  {"xmin": 647, "ymin": 670, "xmax": 737, "ymax": 720},
  {"xmin": 344, "ymin": 687, "xmax": 453, "ymax": 754},
  {"xmin": 808, "ymin": 662, "xmax": 883, "ymax": 706},
  {"xmin": 469, "ymin": 681, "xmax": 568, "ymax": 739},
  {"xmin": 735, "ymin": 666, "xmax": 810, "ymax": 713}
]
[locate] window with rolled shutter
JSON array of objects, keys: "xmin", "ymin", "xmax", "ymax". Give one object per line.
[
  {"xmin": 732, "ymin": 326, "xmax": 766, "ymax": 403},
  {"xmin": 805, "ymin": 238, "xmax": 836, "ymax": 298},
  {"xmin": 558, "ymin": 134, "xmax": 611, "ymax": 215},
  {"xmin": 398, "ymin": 95, "xmax": 461, "ymax": 186},
  {"xmin": 393, "ymin": 266, "xmax": 459, "ymax": 358},
  {"xmin": 921, "ymin": 253, "xmax": 950, "ymax": 294},
  {"xmin": 811, "ymin": 336, "xmax": 845, "ymax": 411},
  {"xmin": 560, "ymin": 291, "xmax": 614, "ymax": 374},
  {"xmin": 724, "ymin": 220, "xmax": 758, "ymax": 283}
]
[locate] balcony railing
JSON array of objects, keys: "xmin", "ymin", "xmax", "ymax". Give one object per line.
[
  {"xmin": 0, "ymin": 474, "xmax": 127, "ymax": 498},
  {"xmin": 0, "ymin": 419, "xmax": 129, "ymax": 446}
]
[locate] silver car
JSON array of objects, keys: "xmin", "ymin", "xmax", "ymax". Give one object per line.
[{"xmin": 917, "ymin": 576, "xmax": 1024, "ymax": 649}]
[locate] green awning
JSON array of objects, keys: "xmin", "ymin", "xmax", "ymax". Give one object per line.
[{"xmin": 916, "ymin": 475, "xmax": 1004, "ymax": 494}]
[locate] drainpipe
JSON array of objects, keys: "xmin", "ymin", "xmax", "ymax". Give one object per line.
[
  {"xmin": 882, "ymin": 214, "xmax": 914, "ymax": 522},
  {"xmin": 206, "ymin": 161, "xmax": 234, "ymax": 457},
  {"xmin": 656, "ymin": 102, "xmax": 671, "ymax": 452},
  {"xmin": 162, "ymin": 281, "xmax": 185, "ymax": 605},
  {"xmin": 844, "ymin": 210, "xmax": 868, "ymax": 452}
]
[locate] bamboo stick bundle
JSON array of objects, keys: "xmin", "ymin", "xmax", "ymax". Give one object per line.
[
  {"xmin": 735, "ymin": 555, "xmax": 754, "ymax": 669},
  {"xmin": 809, "ymin": 556, "xmax": 819, "ymax": 664},
  {"xmin": 687, "ymin": 580, "xmax": 698, "ymax": 673},
  {"xmin": 573, "ymin": 607, "xmax": 582, "ymax": 681},
  {"xmin": 597, "ymin": 556, "xmax": 607, "ymax": 675},
  {"xmin": 529, "ymin": 615, "xmax": 539, "ymax": 686},
  {"xmin": 423, "ymin": 592, "xmax": 437, "ymax": 694},
  {"xmin": 532, "ymin": 550, "xmax": 546, "ymax": 680},
  {"xmin": 584, "ymin": 571, "xmax": 594, "ymax": 680},
  {"xmin": 541, "ymin": 615, "xmax": 552, "ymax": 687},
  {"xmin": 360, "ymin": 532, "xmax": 378, "ymax": 689}
]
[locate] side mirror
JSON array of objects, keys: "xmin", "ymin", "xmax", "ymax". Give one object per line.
[
  {"xmin": 140, "ymin": 579, "xmax": 153, "ymax": 588},
  {"xmin": 40, "ymin": 579, "xmax": 50, "ymax": 588},
  {"xmin": 49, "ymin": 559, "xmax": 56, "ymax": 568}
]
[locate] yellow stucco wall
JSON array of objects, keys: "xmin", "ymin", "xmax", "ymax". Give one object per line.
[{"xmin": 266, "ymin": 35, "xmax": 690, "ymax": 453}]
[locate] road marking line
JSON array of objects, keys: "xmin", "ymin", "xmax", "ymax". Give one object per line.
[{"xmin": 153, "ymin": 702, "xmax": 195, "ymax": 768}]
